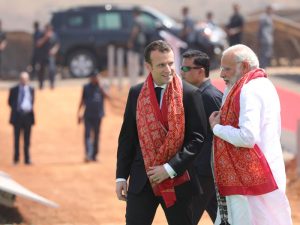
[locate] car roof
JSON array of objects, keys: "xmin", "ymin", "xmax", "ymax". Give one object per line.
[
  {"xmin": 51, "ymin": 4, "xmax": 179, "ymax": 29},
  {"xmin": 53, "ymin": 4, "xmax": 141, "ymax": 14}
]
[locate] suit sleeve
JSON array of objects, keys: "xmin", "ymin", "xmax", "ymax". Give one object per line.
[
  {"xmin": 195, "ymin": 89, "xmax": 222, "ymax": 167},
  {"xmin": 168, "ymin": 88, "xmax": 207, "ymax": 175},
  {"xmin": 116, "ymin": 87, "xmax": 137, "ymax": 179},
  {"xmin": 8, "ymin": 88, "xmax": 14, "ymax": 108},
  {"xmin": 202, "ymin": 91, "xmax": 222, "ymax": 120},
  {"xmin": 32, "ymin": 88, "xmax": 35, "ymax": 104}
]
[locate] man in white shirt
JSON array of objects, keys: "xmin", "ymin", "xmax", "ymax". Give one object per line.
[
  {"xmin": 8, "ymin": 72, "xmax": 35, "ymax": 165},
  {"xmin": 209, "ymin": 44, "xmax": 292, "ymax": 225}
]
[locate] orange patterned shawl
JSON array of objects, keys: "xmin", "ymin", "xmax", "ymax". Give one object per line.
[
  {"xmin": 214, "ymin": 69, "xmax": 278, "ymax": 196},
  {"xmin": 136, "ymin": 73, "xmax": 185, "ymax": 207}
]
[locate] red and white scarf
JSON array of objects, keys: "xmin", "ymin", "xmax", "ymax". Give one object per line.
[
  {"xmin": 214, "ymin": 69, "xmax": 278, "ymax": 196},
  {"xmin": 136, "ymin": 73, "xmax": 187, "ymax": 207}
]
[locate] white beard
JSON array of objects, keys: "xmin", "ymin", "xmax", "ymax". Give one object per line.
[{"xmin": 222, "ymin": 65, "xmax": 242, "ymax": 105}]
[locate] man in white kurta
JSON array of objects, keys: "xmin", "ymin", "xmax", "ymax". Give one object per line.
[{"xmin": 209, "ymin": 44, "xmax": 292, "ymax": 225}]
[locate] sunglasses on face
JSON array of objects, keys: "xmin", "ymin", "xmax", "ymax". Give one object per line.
[{"xmin": 180, "ymin": 66, "xmax": 202, "ymax": 72}]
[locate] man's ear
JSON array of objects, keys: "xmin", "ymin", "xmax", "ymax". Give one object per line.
[
  {"xmin": 199, "ymin": 67, "xmax": 206, "ymax": 77},
  {"xmin": 145, "ymin": 62, "xmax": 152, "ymax": 72},
  {"xmin": 241, "ymin": 61, "xmax": 251, "ymax": 74}
]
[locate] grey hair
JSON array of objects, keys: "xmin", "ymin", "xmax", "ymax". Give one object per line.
[{"xmin": 222, "ymin": 44, "xmax": 259, "ymax": 69}]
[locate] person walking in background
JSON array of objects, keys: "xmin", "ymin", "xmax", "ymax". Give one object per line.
[
  {"xmin": 128, "ymin": 6, "xmax": 149, "ymax": 76},
  {"xmin": 181, "ymin": 49, "xmax": 222, "ymax": 224},
  {"xmin": 209, "ymin": 44, "xmax": 292, "ymax": 225},
  {"xmin": 205, "ymin": 11, "xmax": 216, "ymax": 28},
  {"xmin": 116, "ymin": 40, "xmax": 207, "ymax": 225},
  {"xmin": 258, "ymin": 5, "xmax": 274, "ymax": 69},
  {"xmin": 77, "ymin": 71, "xmax": 109, "ymax": 162},
  {"xmin": 226, "ymin": 3, "xmax": 244, "ymax": 46},
  {"xmin": 180, "ymin": 6, "xmax": 196, "ymax": 49},
  {"xmin": 0, "ymin": 20, "xmax": 7, "ymax": 77},
  {"xmin": 8, "ymin": 72, "xmax": 35, "ymax": 165},
  {"xmin": 36, "ymin": 23, "xmax": 59, "ymax": 89},
  {"xmin": 30, "ymin": 21, "xmax": 42, "ymax": 79}
]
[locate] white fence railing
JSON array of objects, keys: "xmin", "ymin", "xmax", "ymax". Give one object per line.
[{"xmin": 107, "ymin": 45, "xmax": 141, "ymax": 90}]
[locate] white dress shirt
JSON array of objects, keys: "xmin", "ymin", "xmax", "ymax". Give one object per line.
[{"xmin": 19, "ymin": 85, "xmax": 33, "ymax": 113}]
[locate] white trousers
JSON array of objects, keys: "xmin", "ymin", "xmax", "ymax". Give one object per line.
[{"xmin": 214, "ymin": 189, "xmax": 293, "ymax": 225}]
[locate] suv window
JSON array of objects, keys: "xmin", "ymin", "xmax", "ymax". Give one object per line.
[
  {"xmin": 65, "ymin": 13, "xmax": 87, "ymax": 29},
  {"xmin": 93, "ymin": 12, "xmax": 122, "ymax": 30},
  {"xmin": 139, "ymin": 13, "xmax": 157, "ymax": 30}
]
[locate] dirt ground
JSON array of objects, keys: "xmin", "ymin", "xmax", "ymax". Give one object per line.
[{"xmin": 0, "ymin": 76, "xmax": 299, "ymax": 225}]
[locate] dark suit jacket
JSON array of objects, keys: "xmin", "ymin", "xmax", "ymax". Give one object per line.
[
  {"xmin": 8, "ymin": 85, "xmax": 35, "ymax": 126},
  {"xmin": 116, "ymin": 80, "xmax": 207, "ymax": 194},
  {"xmin": 193, "ymin": 79, "xmax": 222, "ymax": 177}
]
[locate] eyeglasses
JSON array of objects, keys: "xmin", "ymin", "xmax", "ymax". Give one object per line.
[{"xmin": 180, "ymin": 66, "xmax": 202, "ymax": 72}]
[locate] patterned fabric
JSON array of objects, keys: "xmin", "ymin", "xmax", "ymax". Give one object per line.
[
  {"xmin": 136, "ymin": 73, "xmax": 185, "ymax": 207},
  {"xmin": 214, "ymin": 68, "xmax": 278, "ymax": 196},
  {"xmin": 212, "ymin": 147, "xmax": 230, "ymax": 225}
]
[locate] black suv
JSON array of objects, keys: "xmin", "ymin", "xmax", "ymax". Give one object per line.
[{"xmin": 51, "ymin": 4, "xmax": 227, "ymax": 77}]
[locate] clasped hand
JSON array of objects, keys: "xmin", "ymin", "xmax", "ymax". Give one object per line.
[{"xmin": 147, "ymin": 165, "xmax": 169, "ymax": 185}]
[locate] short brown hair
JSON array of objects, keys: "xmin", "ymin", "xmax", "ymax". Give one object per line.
[{"xmin": 144, "ymin": 40, "xmax": 173, "ymax": 64}]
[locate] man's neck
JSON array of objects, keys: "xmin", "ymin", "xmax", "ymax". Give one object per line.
[
  {"xmin": 196, "ymin": 78, "xmax": 209, "ymax": 87},
  {"xmin": 153, "ymin": 82, "xmax": 167, "ymax": 89}
]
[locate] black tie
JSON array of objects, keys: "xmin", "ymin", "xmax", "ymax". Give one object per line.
[{"xmin": 155, "ymin": 87, "xmax": 162, "ymax": 104}]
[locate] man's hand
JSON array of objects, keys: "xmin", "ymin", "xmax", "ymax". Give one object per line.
[
  {"xmin": 209, "ymin": 111, "xmax": 220, "ymax": 130},
  {"xmin": 147, "ymin": 165, "xmax": 169, "ymax": 185},
  {"xmin": 116, "ymin": 180, "xmax": 127, "ymax": 201}
]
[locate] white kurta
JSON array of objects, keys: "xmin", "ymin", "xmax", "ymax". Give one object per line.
[{"xmin": 213, "ymin": 77, "xmax": 292, "ymax": 225}]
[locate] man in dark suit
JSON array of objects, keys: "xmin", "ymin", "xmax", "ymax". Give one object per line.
[
  {"xmin": 116, "ymin": 40, "xmax": 207, "ymax": 225},
  {"xmin": 181, "ymin": 50, "xmax": 223, "ymax": 224},
  {"xmin": 8, "ymin": 72, "xmax": 35, "ymax": 165}
]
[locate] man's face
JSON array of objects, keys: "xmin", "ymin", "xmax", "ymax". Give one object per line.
[
  {"xmin": 90, "ymin": 75, "xmax": 99, "ymax": 84},
  {"xmin": 181, "ymin": 57, "xmax": 204, "ymax": 86},
  {"xmin": 146, "ymin": 50, "xmax": 175, "ymax": 86},
  {"xmin": 20, "ymin": 72, "xmax": 29, "ymax": 85},
  {"xmin": 220, "ymin": 53, "xmax": 241, "ymax": 88}
]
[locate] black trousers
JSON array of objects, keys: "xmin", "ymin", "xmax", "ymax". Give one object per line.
[
  {"xmin": 84, "ymin": 117, "xmax": 102, "ymax": 160},
  {"xmin": 38, "ymin": 57, "xmax": 56, "ymax": 89},
  {"xmin": 13, "ymin": 114, "xmax": 32, "ymax": 163},
  {"xmin": 126, "ymin": 180, "xmax": 194, "ymax": 225},
  {"xmin": 192, "ymin": 175, "xmax": 217, "ymax": 224}
]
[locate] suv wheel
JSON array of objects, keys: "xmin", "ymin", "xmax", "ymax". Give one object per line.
[{"xmin": 68, "ymin": 50, "xmax": 96, "ymax": 78}]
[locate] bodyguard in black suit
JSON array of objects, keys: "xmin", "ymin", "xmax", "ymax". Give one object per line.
[
  {"xmin": 116, "ymin": 41, "xmax": 207, "ymax": 225},
  {"xmin": 181, "ymin": 50, "xmax": 223, "ymax": 224},
  {"xmin": 8, "ymin": 72, "xmax": 35, "ymax": 165}
]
